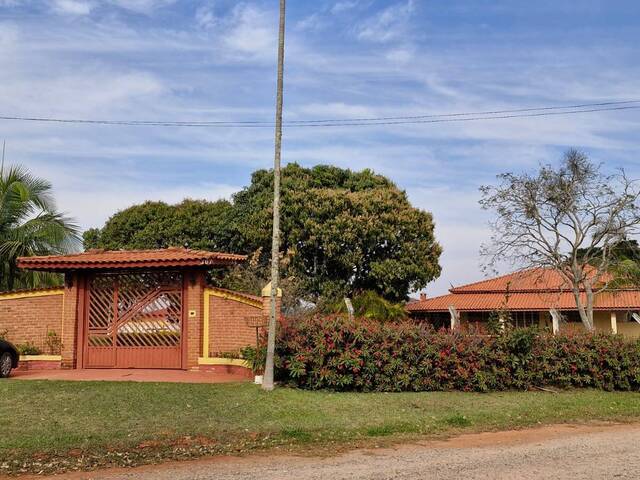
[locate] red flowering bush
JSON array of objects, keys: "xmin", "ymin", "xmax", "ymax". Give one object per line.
[{"xmin": 275, "ymin": 316, "xmax": 640, "ymax": 392}]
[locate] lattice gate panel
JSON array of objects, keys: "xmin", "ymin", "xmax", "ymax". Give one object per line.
[{"xmin": 85, "ymin": 271, "xmax": 184, "ymax": 369}]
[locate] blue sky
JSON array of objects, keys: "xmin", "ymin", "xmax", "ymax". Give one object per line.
[{"xmin": 0, "ymin": 0, "xmax": 639, "ymax": 295}]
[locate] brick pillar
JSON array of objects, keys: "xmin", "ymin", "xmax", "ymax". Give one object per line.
[
  {"xmin": 61, "ymin": 272, "xmax": 81, "ymax": 369},
  {"xmin": 185, "ymin": 270, "xmax": 205, "ymax": 369}
]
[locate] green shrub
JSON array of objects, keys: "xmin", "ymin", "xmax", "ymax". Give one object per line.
[
  {"xmin": 216, "ymin": 350, "xmax": 242, "ymax": 359},
  {"xmin": 16, "ymin": 342, "xmax": 42, "ymax": 355},
  {"xmin": 45, "ymin": 330, "xmax": 62, "ymax": 355},
  {"xmin": 240, "ymin": 345, "xmax": 266, "ymax": 374},
  {"xmin": 274, "ymin": 315, "xmax": 640, "ymax": 392}
]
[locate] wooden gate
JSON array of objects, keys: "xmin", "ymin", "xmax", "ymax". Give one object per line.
[{"xmin": 84, "ymin": 271, "xmax": 184, "ymax": 369}]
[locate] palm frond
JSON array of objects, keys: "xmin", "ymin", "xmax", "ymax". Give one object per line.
[{"xmin": 0, "ymin": 165, "xmax": 79, "ymax": 291}]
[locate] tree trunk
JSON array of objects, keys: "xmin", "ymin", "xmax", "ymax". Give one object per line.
[
  {"xmin": 584, "ymin": 283, "xmax": 596, "ymax": 332},
  {"xmin": 572, "ymin": 287, "xmax": 594, "ymax": 331}
]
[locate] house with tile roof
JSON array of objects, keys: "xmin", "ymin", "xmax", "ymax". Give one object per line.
[{"xmin": 407, "ymin": 268, "xmax": 640, "ymax": 338}]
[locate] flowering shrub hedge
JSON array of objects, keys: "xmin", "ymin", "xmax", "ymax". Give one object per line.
[{"xmin": 275, "ymin": 316, "xmax": 640, "ymax": 392}]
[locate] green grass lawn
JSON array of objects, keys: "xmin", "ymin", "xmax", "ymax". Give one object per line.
[{"xmin": 1, "ymin": 380, "xmax": 639, "ymax": 473}]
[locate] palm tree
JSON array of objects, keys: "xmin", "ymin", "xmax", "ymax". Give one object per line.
[{"xmin": 0, "ymin": 164, "xmax": 80, "ymax": 291}]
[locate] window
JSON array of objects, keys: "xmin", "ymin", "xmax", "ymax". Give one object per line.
[{"xmin": 509, "ymin": 311, "xmax": 540, "ymax": 329}]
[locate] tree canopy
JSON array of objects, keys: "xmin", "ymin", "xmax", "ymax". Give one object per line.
[
  {"xmin": 1, "ymin": 165, "xmax": 80, "ymax": 291},
  {"xmin": 84, "ymin": 199, "xmax": 236, "ymax": 252},
  {"xmin": 85, "ymin": 164, "xmax": 442, "ymax": 303}
]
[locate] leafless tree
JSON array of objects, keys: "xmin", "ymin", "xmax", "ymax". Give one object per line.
[{"xmin": 480, "ymin": 149, "xmax": 640, "ymax": 331}]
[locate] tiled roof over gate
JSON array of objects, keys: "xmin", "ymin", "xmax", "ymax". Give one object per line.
[{"xmin": 17, "ymin": 247, "xmax": 247, "ymax": 271}]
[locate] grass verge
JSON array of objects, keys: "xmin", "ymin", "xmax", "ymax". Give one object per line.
[{"xmin": 1, "ymin": 380, "xmax": 639, "ymax": 475}]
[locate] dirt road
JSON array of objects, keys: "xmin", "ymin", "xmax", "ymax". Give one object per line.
[{"xmin": 30, "ymin": 423, "xmax": 640, "ymax": 480}]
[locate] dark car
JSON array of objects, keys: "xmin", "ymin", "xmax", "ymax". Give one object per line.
[{"xmin": 0, "ymin": 340, "xmax": 19, "ymax": 378}]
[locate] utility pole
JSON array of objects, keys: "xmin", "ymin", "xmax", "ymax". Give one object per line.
[
  {"xmin": 263, "ymin": 0, "xmax": 286, "ymax": 391},
  {"xmin": 1, "ymin": 141, "xmax": 5, "ymax": 176}
]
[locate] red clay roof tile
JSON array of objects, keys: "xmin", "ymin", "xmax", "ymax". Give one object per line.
[
  {"xmin": 449, "ymin": 268, "xmax": 612, "ymax": 294},
  {"xmin": 206, "ymin": 286, "xmax": 263, "ymax": 305},
  {"xmin": 406, "ymin": 290, "xmax": 640, "ymax": 312},
  {"xmin": 17, "ymin": 247, "xmax": 247, "ymax": 271}
]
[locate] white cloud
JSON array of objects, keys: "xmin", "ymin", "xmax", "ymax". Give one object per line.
[
  {"xmin": 295, "ymin": 13, "xmax": 326, "ymax": 32},
  {"xmin": 297, "ymin": 102, "xmax": 375, "ymax": 119},
  {"xmin": 194, "ymin": 2, "xmax": 276, "ymax": 60},
  {"xmin": 222, "ymin": 3, "xmax": 276, "ymax": 59},
  {"xmin": 107, "ymin": 0, "xmax": 177, "ymax": 14},
  {"xmin": 356, "ymin": 0, "xmax": 414, "ymax": 43},
  {"xmin": 52, "ymin": 0, "xmax": 93, "ymax": 15},
  {"xmin": 384, "ymin": 46, "xmax": 413, "ymax": 63},
  {"xmin": 331, "ymin": 1, "xmax": 361, "ymax": 15},
  {"xmin": 195, "ymin": 2, "xmax": 217, "ymax": 29},
  {"xmin": 297, "ymin": 1, "xmax": 367, "ymax": 32},
  {"xmin": 0, "ymin": 63, "xmax": 165, "ymax": 117}
]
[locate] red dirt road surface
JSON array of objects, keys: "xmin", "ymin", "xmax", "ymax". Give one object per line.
[{"xmin": 21, "ymin": 423, "xmax": 640, "ymax": 480}]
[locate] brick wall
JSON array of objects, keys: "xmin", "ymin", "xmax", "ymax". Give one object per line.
[
  {"xmin": 0, "ymin": 274, "xmax": 281, "ymax": 370},
  {"xmin": 0, "ymin": 291, "xmax": 64, "ymax": 353},
  {"xmin": 209, "ymin": 294, "xmax": 264, "ymax": 355}
]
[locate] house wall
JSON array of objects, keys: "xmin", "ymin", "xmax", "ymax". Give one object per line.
[
  {"xmin": 0, "ymin": 289, "xmax": 64, "ymax": 353},
  {"xmin": 592, "ymin": 310, "xmax": 640, "ymax": 338},
  {"xmin": 593, "ymin": 311, "xmax": 614, "ymax": 333},
  {"xmin": 617, "ymin": 320, "xmax": 640, "ymax": 338}
]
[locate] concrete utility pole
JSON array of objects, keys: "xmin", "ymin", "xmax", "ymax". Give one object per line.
[{"xmin": 263, "ymin": 0, "xmax": 286, "ymax": 391}]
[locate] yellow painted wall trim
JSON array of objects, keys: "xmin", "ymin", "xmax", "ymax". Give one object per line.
[
  {"xmin": 198, "ymin": 357, "xmax": 250, "ymax": 368},
  {"xmin": 202, "ymin": 291, "xmax": 211, "ymax": 359},
  {"xmin": 0, "ymin": 289, "xmax": 64, "ymax": 301},
  {"xmin": 20, "ymin": 355, "xmax": 62, "ymax": 361},
  {"xmin": 205, "ymin": 288, "xmax": 262, "ymax": 308},
  {"xmin": 60, "ymin": 287, "xmax": 66, "ymax": 349},
  {"xmin": 261, "ymin": 281, "xmax": 282, "ymax": 298}
]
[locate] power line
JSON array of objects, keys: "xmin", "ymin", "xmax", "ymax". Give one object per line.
[
  {"xmin": 293, "ymin": 105, "xmax": 640, "ymax": 127},
  {"xmin": 0, "ymin": 101, "xmax": 637, "ymax": 128},
  {"xmin": 286, "ymin": 99, "xmax": 640, "ymax": 123}
]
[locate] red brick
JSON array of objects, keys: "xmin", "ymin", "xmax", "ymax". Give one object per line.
[{"xmin": 0, "ymin": 292, "xmax": 63, "ymax": 353}]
